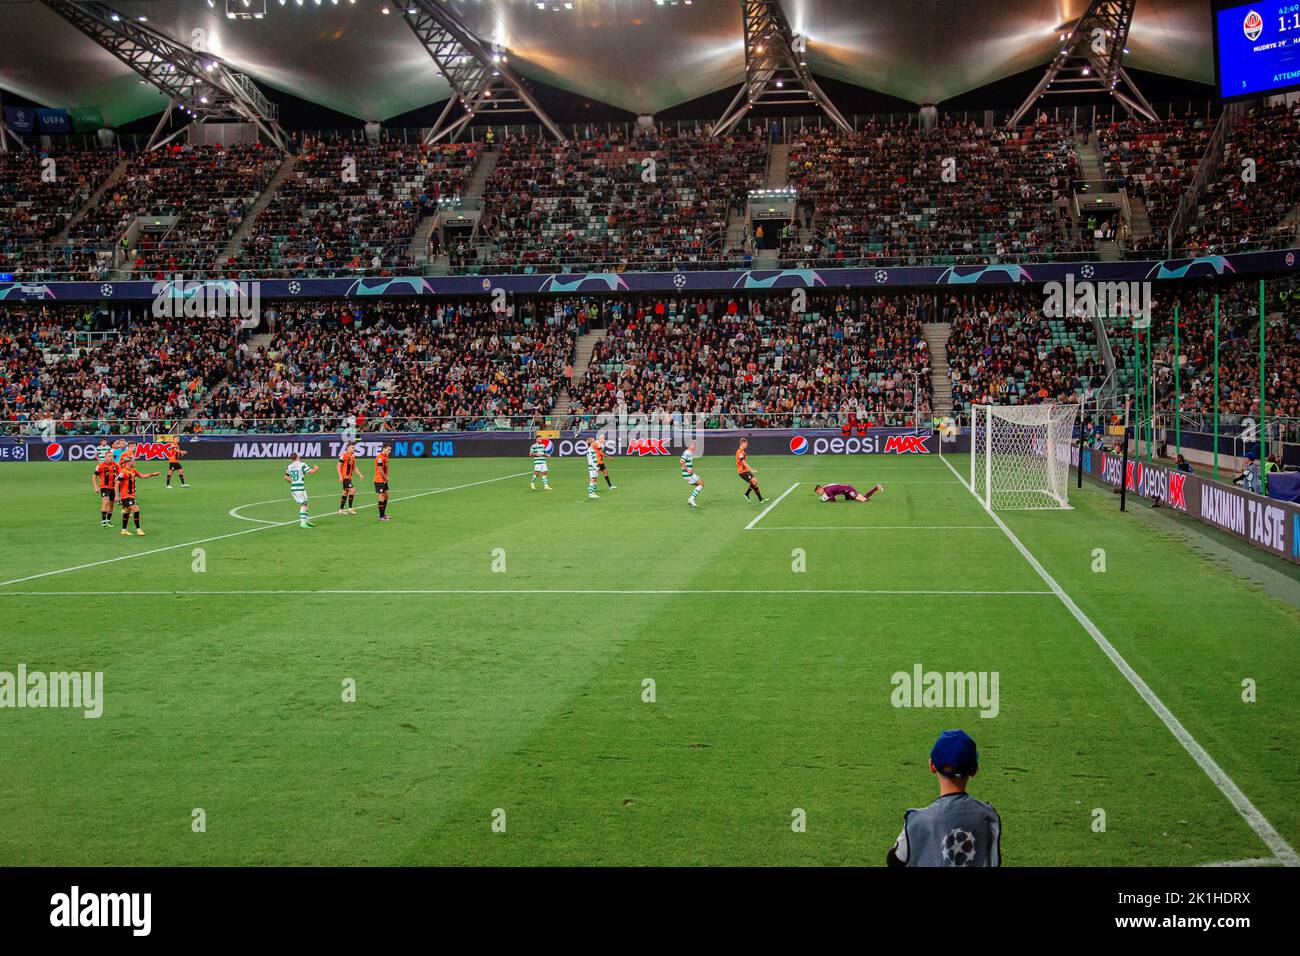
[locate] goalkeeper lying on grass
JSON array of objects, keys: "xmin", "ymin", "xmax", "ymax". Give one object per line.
[{"xmin": 813, "ymin": 483, "xmax": 883, "ymax": 502}]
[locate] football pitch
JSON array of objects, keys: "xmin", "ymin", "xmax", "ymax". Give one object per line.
[{"xmin": 1, "ymin": 451, "xmax": 1298, "ymax": 867}]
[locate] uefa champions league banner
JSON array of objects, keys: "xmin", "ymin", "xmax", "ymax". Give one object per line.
[
  {"xmin": 0, "ymin": 248, "xmax": 1297, "ymax": 301},
  {"xmin": 1078, "ymin": 446, "xmax": 1300, "ymax": 566},
  {"xmin": 0, "ymin": 426, "xmax": 959, "ymax": 465}
]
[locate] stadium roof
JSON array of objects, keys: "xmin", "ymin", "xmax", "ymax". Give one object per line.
[{"xmin": 0, "ymin": 0, "xmax": 1215, "ymax": 127}]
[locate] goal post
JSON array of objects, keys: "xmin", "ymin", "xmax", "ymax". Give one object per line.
[{"xmin": 970, "ymin": 404, "xmax": 1081, "ymax": 511}]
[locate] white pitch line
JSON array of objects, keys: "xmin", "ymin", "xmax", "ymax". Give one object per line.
[
  {"xmin": 0, "ymin": 588, "xmax": 1057, "ymax": 597},
  {"xmin": 938, "ymin": 453, "xmax": 1299, "ymax": 867},
  {"xmin": 745, "ymin": 482, "xmax": 799, "ymax": 530},
  {"xmin": 228, "ymin": 485, "xmax": 449, "ymax": 524},
  {"xmin": 227, "ymin": 500, "xmax": 281, "ymax": 525},
  {"xmin": 1198, "ymin": 857, "xmax": 1284, "ymax": 867},
  {"xmin": 0, "ymin": 472, "xmax": 530, "ymax": 590},
  {"xmin": 754, "ymin": 525, "xmax": 999, "ymax": 531}
]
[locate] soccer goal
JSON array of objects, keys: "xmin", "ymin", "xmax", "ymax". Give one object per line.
[{"xmin": 970, "ymin": 404, "xmax": 1080, "ymax": 511}]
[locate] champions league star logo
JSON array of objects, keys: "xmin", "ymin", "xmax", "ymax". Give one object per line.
[
  {"xmin": 1243, "ymin": 10, "xmax": 1263, "ymax": 41},
  {"xmin": 941, "ymin": 827, "xmax": 977, "ymax": 867}
]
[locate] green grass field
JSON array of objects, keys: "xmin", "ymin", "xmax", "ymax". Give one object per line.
[{"xmin": 1, "ymin": 450, "xmax": 1298, "ymax": 866}]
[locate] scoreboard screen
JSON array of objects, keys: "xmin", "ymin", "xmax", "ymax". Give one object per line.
[{"xmin": 1214, "ymin": 1, "xmax": 1300, "ymax": 99}]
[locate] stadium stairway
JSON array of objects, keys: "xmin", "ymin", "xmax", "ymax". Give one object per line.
[
  {"xmin": 220, "ymin": 154, "xmax": 298, "ymax": 265},
  {"xmin": 548, "ymin": 326, "xmax": 607, "ymax": 423},
  {"xmin": 52, "ymin": 155, "xmax": 131, "ymax": 245},
  {"xmin": 1075, "ymin": 133, "xmax": 1122, "ymax": 261},
  {"xmin": 408, "ymin": 216, "xmax": 438, "ymax": 269},
  {"xmin": 765, "ymin": 142, "xmax": 790, "ymax": 188},
  {"xmin": 724, "ymin": 208, "xmax": 747, "ymax": 252},
  {"xmin": 464, "ymin": 146, "xmax": 499, "ymax": 199},
  {"xmin": 1126, "ymin": 195, "xmax": 1154, "ymax": 248},
  {"xmin": 922, "ymin": 322, "xmax": 953, "ymax": 418}
]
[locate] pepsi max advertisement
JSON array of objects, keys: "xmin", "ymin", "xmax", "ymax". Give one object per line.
[
  {"xmin": 1214, "ymin": 1, "xmax": 1300, "ymax": 98},
  {"xmin": 0, "ymin": 428, "xmax": 956, "ymax": 463},
  {"xmin": 1082, "ymin": 446, "xmax": 1300, "ymax": 566}
]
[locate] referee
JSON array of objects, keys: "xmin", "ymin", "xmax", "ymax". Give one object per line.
[{"xmin": 886, "ymin": 729, "xmax": 1001, "ymax": 867}]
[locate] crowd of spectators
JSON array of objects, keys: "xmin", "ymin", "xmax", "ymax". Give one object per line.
[
  {"xmin": 1096, "ymin": 116, "xmax": 1213, "ymax": 252},
  {"xmin": 945, "ymin": 289, "xmax": 1106, "ymax": 414},
  {"xmin": 1177, "ymin": 103, "xmax": 1300, "ymax": 256},
  {"xmin": 0, "ymin": 148, "xmax": 118, "ymax": 279},
  {"xmin": 783, "ymin": 119, "xmax": 1079, "ymax": 266},
  {"xmin": 197, "ymin": 300, "xmax": 574, "ymax": 432},
  {"xmin": 566, "ymin": 293, "xmax": 934, "ymax": 427},
  {"xmin": 467, "ymin": 126, "xmax": 764, "ymax": 274},
  {"xmin": 1130, "ymin": 284, "xmax": 1300, "ymax": 429},
  {"xmin": 230, "ymin": 137, "xmax": 474, "ymax": 277},
  {"xmin": 63, "ymin": 143, "xmax": 280, "ymax": 277},
  {"xmin": 0, "ymin": 304, "xmax": 250, "ymax": 432}
]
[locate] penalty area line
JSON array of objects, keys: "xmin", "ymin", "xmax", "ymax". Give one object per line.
[
  {"xmin": 745, "ymin": 482, "xmax": 799, "ymax": 530},
  {"xmin": 0, "ymin": 471, "xmax": 530, "ymax": 590},
  {"xmin": 0, "ymin": 588, "xmax": 1058, "ymax": 597},
  {"xmin": 937, "ymin": 453, "xmax": 1299, "ymax": 868}
]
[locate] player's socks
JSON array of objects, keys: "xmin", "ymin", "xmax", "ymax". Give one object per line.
[
  {"xmin": 133, "ymin": 512, "xmax": 140, "ymax": 529},
  {"xmin": 604, "ymin": 476, "xmax": 613, "ymax": 488},
  {"xmin": 753, "ymin": 486, "xmax": 763, "ymax": 501},
  {"xmin": 378, "ymin": 501, "xmax": 386, "ymax": 518},
  {"xmin": 864, "ymin": 484, "xmax": 882, "ymax": 500},
  {"xmin": 122, "ymin": 513, "xmax": 129, "ymax": 530},
  {"xmin": 340, "ymin": 496, "xmax": 347, "ymax": 511}
]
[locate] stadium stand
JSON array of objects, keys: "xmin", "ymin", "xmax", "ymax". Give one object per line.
[
  {"xmin": 0, "ymin": 148, "xmax": 118, "ymax": 279},
  {"xmin": 468, "ymin": 126, "xmax": 764, "ymax": 274},
  {"xmin": 1178, "ymin": 102, "xmax": 1300, "ymax": 255},
  {"xmin": 64, "ymin": 143, "xmax": 280, "ymax": 277},
  {"xmin": 1096, "ymin": 115, "xmax": 1214, "ymax": 253},
  {"xmin": 782, "ymin": 119, "xmax": 1080, "ymax": 266},
  {"xmin": 231, "ymin": 137, "xmax": 476, "ymax": 277},
  {"xmin": 0, "ymin": 304, "xmax": 251, "ymax": 432},
  {"xmin": 945, "ymin": 289, "xmax": 1107, "ymax": 414},
  {"xmin": 196, "ymin": 300, "xmax": 575, "ymax": 432},
  {"xmin": 566, "ymin": 293, "xmax": 934, "ymax": 427}
]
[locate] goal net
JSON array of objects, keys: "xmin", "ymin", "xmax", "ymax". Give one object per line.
[{"xmin": 971, "ymin": 404, "xmax": 1080, "ymax": 511}]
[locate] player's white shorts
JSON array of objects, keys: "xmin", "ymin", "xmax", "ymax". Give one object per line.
[
  {"xmin": 588, "ymin": 469, "xmax": 599, "ymax": 480},
  {"xmin": 682, "ymin": 474, "xmax": 701, "ymax": 486},
  {"xmin": 292, "ymin": 491, "xmax": 308, "ymax": 505},
  {"xmin": 533, "ymin": 463, "xmax": 549, "ymax": 474}
]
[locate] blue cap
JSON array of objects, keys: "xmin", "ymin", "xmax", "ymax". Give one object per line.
[{"xmin": 930, "ymin": 729, "xmax": 979, "ymax": 778}]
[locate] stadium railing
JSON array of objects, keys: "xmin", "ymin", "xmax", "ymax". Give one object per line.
[{"xmin": 9, "ymin": 237, "xmax": 1293, "ymax": 282}]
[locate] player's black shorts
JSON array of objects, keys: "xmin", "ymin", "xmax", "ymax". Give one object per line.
[
  {"xmin": 119, "ymin": 497, "xmax": 136, "ymax": 509},
  {"xmin": 374, "ymin": 482, "xmax": 388, "ymax": 494},
  {"xmin": 738, "ymin": 470, "xmax": 755, "ymax": 484},
  {"xmin": 597, "ymin": 463, "xmax": 608, "ymax": 473},
  {"xmin": 341, "ymin": 478, "xmax": 354, "ymax": 490},
  {"xmin": 99, "ymin": 487, "xmax": 115, "ymax": 501},
  {"xmin": 167, "ymin": 461, "xmax": 182, "ymax": 471}
]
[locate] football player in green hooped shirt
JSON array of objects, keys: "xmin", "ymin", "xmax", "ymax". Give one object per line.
[
  {"xmin": 529, "ymin": 436, "xmax": 552, "ymax": 491},
  {"xmin": 680, "ymin": 441, "xmax": 704, "ymax": 508}
]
